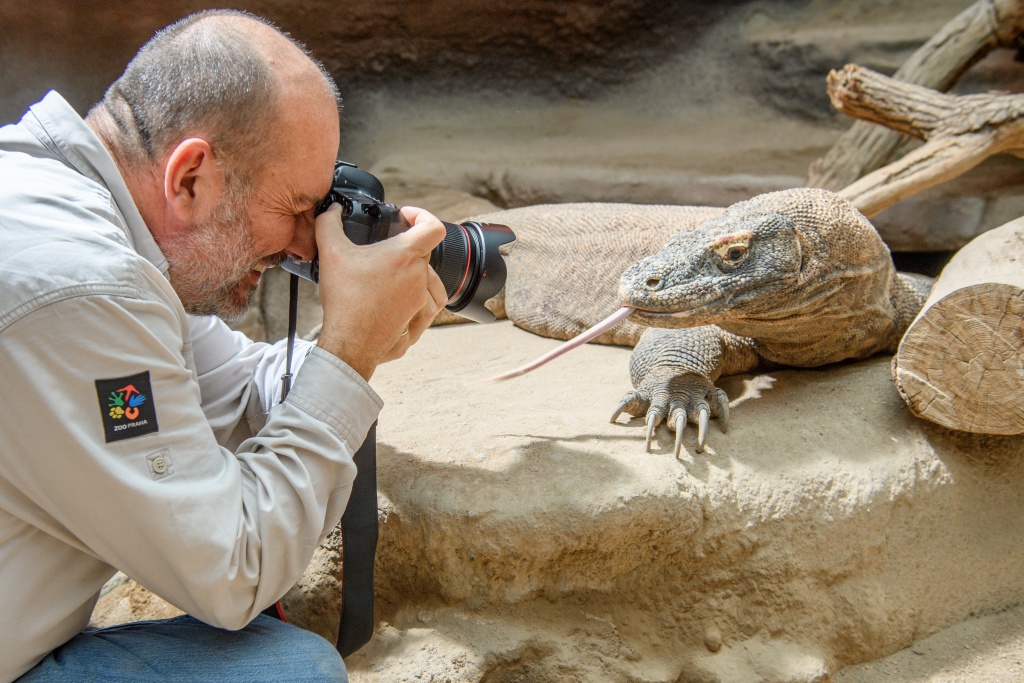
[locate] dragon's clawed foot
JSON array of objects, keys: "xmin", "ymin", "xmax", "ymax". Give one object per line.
[{"xmin": 610, "ymin": 374, "xmax": 729, "ymax": 457}]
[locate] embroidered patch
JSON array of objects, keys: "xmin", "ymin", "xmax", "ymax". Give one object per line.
[{"xmin": 95, "ymin": 371, "xmax": 159, "ymax": 443}]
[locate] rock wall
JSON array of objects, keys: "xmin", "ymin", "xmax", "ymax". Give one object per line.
[{"xmin": 3, "ymin": 0, "xmax": 1021, "ymax": 262}]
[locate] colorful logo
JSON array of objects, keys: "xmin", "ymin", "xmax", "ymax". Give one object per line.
[
  {"xmin": 107, "ymin": 384, "xmax": 148, "ymax": 421},
  {"xmin": 95, "ymin": 371, "xmax": 159, "ymax": 443}
]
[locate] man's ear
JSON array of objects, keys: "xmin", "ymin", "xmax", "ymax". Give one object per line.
[{"xmin": 163, "ymin": 138, "xmax": 220, "ymax": 223}]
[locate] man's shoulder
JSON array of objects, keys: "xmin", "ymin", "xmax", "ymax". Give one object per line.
[
  {"xmin": 0, "ymin": 94, "xmax": 133, "ymax": 248},
  {"xmin": 0, "ymin": 134, "xmax": 126, "ymax": 228},
  {"xmin": 0, "ymin": 173, "xmax": 166, "ymax": 332},
  {"xmin": 0, "ymin": 108, "xmax": 178, "ymax": 333}
]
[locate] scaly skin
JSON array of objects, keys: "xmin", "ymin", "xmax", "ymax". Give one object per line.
[
  {"xmin": 616, "ymin": 187, "xmax": 932, "ymax": 454},
  {"xmin": 469, "ymin": 188, "xmax": 931, "ymax": 456}
]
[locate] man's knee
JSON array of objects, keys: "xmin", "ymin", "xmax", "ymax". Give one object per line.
[{"xmin": 252, "ymin": 616, "xmax": 348, "ymax": 682}]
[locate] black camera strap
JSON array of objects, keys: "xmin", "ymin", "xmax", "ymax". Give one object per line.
[
  {"xmin": 278, "ymin": 273, "xmax": 299, "ymax": 400},
  {"xmin": 337, "ymin": 422, "xmax": 378, "ymax": 658},
  {"xmin": 273, "ymin": 272, "xmax": 379, "ymax": 658}
]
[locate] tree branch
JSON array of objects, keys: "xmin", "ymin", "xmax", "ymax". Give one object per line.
[
  {"xmin": 806, "ymin": 0, "xmax": 1024, "ymax": 190},
  {"xmin": 827, "ymin": 65, "xmax": 1024, "ymax": 217}
]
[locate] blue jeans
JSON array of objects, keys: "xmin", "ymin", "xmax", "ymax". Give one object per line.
[{"xmin": 17, "ymin": 614, "xmax": 347, "ymax": 682}]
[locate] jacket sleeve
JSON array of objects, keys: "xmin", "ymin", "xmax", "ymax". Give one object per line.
[
  {"xmin": 184, "ymin": 313, "xmax": 319, "ymax": 450},
  {"xmin": 0, "ymin": 280, "xmax": 380, "ymax": 630}
]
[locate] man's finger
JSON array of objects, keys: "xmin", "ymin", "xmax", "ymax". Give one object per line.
[
  {"xmin": 398, "ymin": 205, "xmax": 440, "ymax": 228},
  {"xmin": 313, "ymin": 203, "xmax": 354, "ymax": 248},
  {"xmin": 427, "ymin": 271, "xmax": 448, "ymax": 312},
  {"xmin": 395, "ymin": 206, "xmax": 446, "ymax": 256}
]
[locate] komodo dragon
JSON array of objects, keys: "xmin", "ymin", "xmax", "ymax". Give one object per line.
[{"xmin": 467, "ymin": 187, "xmax": 932, "ymax": 456}]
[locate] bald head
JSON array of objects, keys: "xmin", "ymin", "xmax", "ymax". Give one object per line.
[{"xmin": 87, "ymin": 9, "xmax": 340, "ymax": 181}]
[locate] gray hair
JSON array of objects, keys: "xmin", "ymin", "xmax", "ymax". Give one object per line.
[{"xmin": 91, "ymin": 9, "xmax": 340, "ymax": 180}]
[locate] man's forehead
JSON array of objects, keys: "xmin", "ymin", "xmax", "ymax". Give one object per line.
[{"xmin": 261, "ymin": 111, "xmax": 336, "ymax": 182}]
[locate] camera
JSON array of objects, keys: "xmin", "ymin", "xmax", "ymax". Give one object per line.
[{"xmin": 282, "ymin": 161, "xmax": 515, "ymax": 323}]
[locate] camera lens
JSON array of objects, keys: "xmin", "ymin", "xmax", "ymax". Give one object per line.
[{"xmin": 431, "ymin": 221, "xmax": 515, "ymax": 323}]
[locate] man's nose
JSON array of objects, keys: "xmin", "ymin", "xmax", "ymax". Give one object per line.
[{"xmin": 285, "ymin": 218, "xmax": 317, "ymax": 263}]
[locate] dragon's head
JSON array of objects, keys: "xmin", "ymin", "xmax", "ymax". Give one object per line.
[{"xmin": 620, "ymin": 195, "xmax": 808, "ymax": 329}]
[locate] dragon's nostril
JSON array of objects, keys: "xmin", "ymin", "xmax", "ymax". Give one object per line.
[{"xmin": 646, "ymin": 277, "xmax": 661, "ymax": 289}]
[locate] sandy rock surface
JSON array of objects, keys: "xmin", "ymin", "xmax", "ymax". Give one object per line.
[{"xmin": 328, "ymin": 320, "xmax": 1023, "ymax": 682}]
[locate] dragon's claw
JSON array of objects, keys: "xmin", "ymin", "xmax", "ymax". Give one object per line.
[
  {"xmin": 613, "ymin": 372, "xmax": 729, "ymax": 455},
  {"xmin": 609, "ymin": 399, "xmax": 630, "ymax": 424},
  {"xmin": 644, "ymin": 413, "xmax": 657, "ymax": 452},
  {"xmin": 715, "ymin": 391, "xmax": 730, "ymax": 433},
  {"xmin": 610, "ymin": 391, "xmax": 650, "ymax": 424},
  {"xmin": 696, "ymin": 405, "xmax": 710, "ymax": 453},
  {"xmin": 644, "ymin": 407, "xmax": 665, "ymax": 452},
  {"xmin": 673, "ymin": 412, "xmax": 686, "ymax": 459}
]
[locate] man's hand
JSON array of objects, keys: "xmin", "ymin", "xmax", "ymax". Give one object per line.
[{"xmin": 313, "ymin": 205, "xmax": 448, "ymax": 381}]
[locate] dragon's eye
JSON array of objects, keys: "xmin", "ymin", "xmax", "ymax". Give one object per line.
[{"xmin": 711, "ymin": 231, "xmax": 752, "ymax": 267}]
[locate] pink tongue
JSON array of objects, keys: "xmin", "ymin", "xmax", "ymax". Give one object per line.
[{"xmin": 487, "ymin": 306, "xmax": 635, "ymax": 381}]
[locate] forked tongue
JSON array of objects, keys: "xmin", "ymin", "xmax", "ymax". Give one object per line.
[{"xmin": 487, "ymin": 306, "xmax": 635, "ymax": 381}]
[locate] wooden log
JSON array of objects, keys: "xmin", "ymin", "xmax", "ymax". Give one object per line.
[
  {"xmin": 892, "ymin": 217, "xmax": 1024, "ymax": 434},
  {"xmin": 827, "ymin": 64, "xmax": 1024, "ymax": 217},
  {"xmin": 807, "ymin": 0, "xmax": 1024, "ymax": 190}
]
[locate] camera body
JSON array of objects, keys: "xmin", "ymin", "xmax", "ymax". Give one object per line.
[
  {"xmin": 281, "ymin": 162, "xmax": 401, "ymax": 283},
  {"xmin": 282, "ymin": 162, "xmax": 515, "ymax": 323}
]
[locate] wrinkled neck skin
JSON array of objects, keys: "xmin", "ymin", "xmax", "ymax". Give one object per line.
[{"xmin": 713, "ymin": 263, "xmax": 899, "ymax": 367}]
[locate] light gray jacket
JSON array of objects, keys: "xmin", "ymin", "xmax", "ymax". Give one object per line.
[{"xmin": 0, "ymin": 91, "xmax": 382, "ymax": 681}]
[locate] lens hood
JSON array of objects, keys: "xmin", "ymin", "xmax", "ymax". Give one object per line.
[{"xmin": 442, "ymin": 221, "xmax": 516, "ymax": 323}]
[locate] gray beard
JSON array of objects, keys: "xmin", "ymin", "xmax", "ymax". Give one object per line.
[{"xmin": 163, "ymin": 189, "xmax": 261, "ymax": 320}]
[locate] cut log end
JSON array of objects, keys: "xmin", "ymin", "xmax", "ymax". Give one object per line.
[{"xmin": 893, "ymin": 284, "xmax": 1024, "ymax": 435}]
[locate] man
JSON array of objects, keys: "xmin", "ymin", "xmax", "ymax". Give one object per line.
[{"xmin": 0, "ymin": 10, "xmax": 446, "ymax": 682}]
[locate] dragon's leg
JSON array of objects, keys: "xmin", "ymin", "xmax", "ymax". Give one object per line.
[{"xmin": 610, "ymin": 325, "xmax": 759, "ymax": 456}]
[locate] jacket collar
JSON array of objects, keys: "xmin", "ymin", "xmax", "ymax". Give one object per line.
[{"xmin": 24, "ymin": 90, "xmax": 169, "ymax": 276}]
